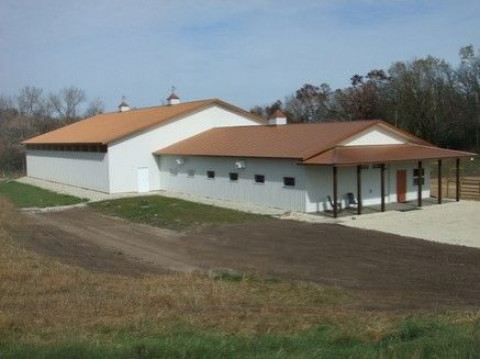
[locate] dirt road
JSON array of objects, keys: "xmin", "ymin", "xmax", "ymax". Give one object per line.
[{"xmin": 20, "ymin": 207, "xmax": 480, "ymax": 310}]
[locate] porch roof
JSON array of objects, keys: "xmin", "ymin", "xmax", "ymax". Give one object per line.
[{"xmin": 302, "ymin": 144, "xmax": 476, "ymax": 166}]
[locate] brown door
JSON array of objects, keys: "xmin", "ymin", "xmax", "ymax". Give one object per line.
[{"xmin": 396, "ymin": 170, "xmax": 407, "ymax": 203}]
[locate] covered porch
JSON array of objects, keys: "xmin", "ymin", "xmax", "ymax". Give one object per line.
[{"xmin": 302, "ymin": 144, "xmax": 476, "ymax": 218}]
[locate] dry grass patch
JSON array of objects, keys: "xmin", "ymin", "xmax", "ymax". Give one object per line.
[
  {"xmin": 2, "ymin": 197, "xmax": 480, "ymax": 358},
  {"xmin": 0, "ymin": 197, "xmax": 358, "ymax": 345}
]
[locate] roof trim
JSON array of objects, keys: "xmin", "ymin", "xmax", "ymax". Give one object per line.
[
  {"xmin": 299, "ymin": 120, "xmax": 381, "ymax": 161},
  {"xmin": 301, "ymin": 144, "xmax": 477, "ymax": 166},
  {"xmin": 374, "ymin": 121, "xmax": 433, "ymax": 146}
]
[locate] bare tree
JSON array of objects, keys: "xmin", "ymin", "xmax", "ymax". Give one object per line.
[
  {"xmin": 84, "ymin": 98, "xmax": 105, "ymax": 117},
  {"xmin": 16, "ymin": 86, "xmax": 50, "ymax": 117},
  {"xmin": 49, "ymin": 86, "xmax": 86, "ymax": 121}
]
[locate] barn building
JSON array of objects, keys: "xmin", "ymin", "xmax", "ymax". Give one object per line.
[{"xmin": 23, "ymin": 94, "xmax": 474, "ymax": 217}]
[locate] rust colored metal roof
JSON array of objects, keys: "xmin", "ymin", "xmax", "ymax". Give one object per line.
[
  {"xmin": 303, "ymin": 144, "xmax": 476, "ymax": 166},
  {"xmin": 22, "ymin": 99, "xmax": 266, "ymax": 145},
  {"xmin": 155, "ymin": 120, "xmax": 389, "ymax": 159}
]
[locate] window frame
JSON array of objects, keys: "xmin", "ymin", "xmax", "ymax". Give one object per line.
[
  {"xmin": 283, "ymin": 177, "xmax": 296, "ymax": 187},
  {"xmin": 413, "ymin": 168, "xmax": 425, "ymax": 186},
  {"xmin": 254, "ymin": 174, "xmax": 265, "ymax": 184},
  {"xmin": 206, "ymin": 170, "xmax": 215, "ymax": 179}
]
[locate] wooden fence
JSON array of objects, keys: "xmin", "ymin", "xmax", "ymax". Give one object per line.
[
  {"xmin": 445, "ymin": 177, "xmax": 480, "ymax": 200},
  {"xmin": 430, "ymin": 177, "xmax": 480, "ymax": 200}
]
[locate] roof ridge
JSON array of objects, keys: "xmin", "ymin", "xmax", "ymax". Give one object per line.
[{"xmin": 98, "ymin": 99, "xmax": 216, "ymax": 116}]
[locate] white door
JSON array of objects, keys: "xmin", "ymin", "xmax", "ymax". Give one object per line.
[
  {"xmin": 361, "ymin": 167, "xmax": 381, "ymax": 206},
  {"xmin": 136, "ymin": 167, "xmax": 149, "ymax": 193}
]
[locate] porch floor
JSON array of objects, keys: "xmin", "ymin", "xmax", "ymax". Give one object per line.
[{"xmin": 323, "ymin": 197, "xmax": 456, "ymax": 218}]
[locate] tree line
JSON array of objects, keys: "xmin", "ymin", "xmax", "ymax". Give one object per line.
[
  {"xmin": 251, "ymin": 45, "xmax": 480, "ymax": 152},
  {"xmin": 0, "ymin": 86, "xmax": 104, "ymax": 173},
  {"xmin": 1, "ymin": 45, "xmax": 478, "ymax": 174}
]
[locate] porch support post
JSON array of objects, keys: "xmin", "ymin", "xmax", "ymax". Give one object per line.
[
  {"xmin": 456, "ymin": 158, "xmax": 461, "ymax": 202},
  {"xmin": 437, "ymin": 159, "xmax": 442, "ymax": 204},
  {"xmin": 333, "ymin": 166, "xmax": 338, "ymax": 218},
  {"xmin": 380, "ymin": 164, "xmax": 386, "ymax": 212},
  {"xmin": 356, "ymin": 165, "xmax": 362, "ymax": 215},
  {"xmin": 417, "ymin": 161, "xmax": 423, "ymax": 207}
]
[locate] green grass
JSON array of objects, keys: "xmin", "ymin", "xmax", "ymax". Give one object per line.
[
  {"xmin": 0, "ymin": 181, "xmax": 87, "ymax": 208},
  {"xmin": 89, "ymin": 195, "xmax": 271, "ymax": 230},
  {"xmin": 2, "ymin": 319, "xmax": 479, "ymax": 358}
]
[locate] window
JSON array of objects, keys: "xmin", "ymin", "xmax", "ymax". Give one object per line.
[
  {"xmin": 254, "ymin": 174, "xmax": 265, "ymax": 183},
  {"xmin": 283, "ymin": 177, "xmax": 295, "ymax": 187},
  {"xmin": 187, "ymin": 169, "xmax": 195, "ymax": 177},
  {"xmin": 169, "ymin": 168, "xmax": 178, "ymax": 176},
  {"xmin": 229, "ymin": 172, "xmax": 238, "ymax": 181},
  {"xmin": 413, "ymin": 168, "xmax": 425, "ymax": 186},
  {"xmin": 207, "ymin": 170, "xmax": 215, "ymax": 179}
]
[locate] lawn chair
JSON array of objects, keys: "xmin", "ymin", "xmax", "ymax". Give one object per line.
[
  {"xmin": 327, "ymin": 196, "xmax": 342, "ymax": 212},
  {"xmin": 346, "ymin": 192, "xmax": 358, "ymax": 209}
]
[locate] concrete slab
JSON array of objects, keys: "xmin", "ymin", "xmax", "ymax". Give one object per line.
[{"xmin": 340, "ymin": 201, "xmax": 480, "ymax": 248}]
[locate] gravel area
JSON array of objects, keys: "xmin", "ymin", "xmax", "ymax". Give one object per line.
[
  {"xmin": 341, "ymin": 201, "xmax": 480, "ymax": 248},
  {"xmin": 17, "ymin": 177, "xmax": 111, "ymax": 201}
]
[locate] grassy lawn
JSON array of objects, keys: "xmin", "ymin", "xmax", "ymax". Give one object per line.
[
  {"xmin": 3, "ymin": 321, "xmax": 479, "ymax": 358},
  {"xmin": 89, "ymin": 195, "xmax": 272, "ymax": 230},
  {"xmin": 0, "ymin": 181, "xmax": 87, "ymax": 208},
  {"xmin": 1, "ymin": 197, "xmax": 480, "ymax": 357}
]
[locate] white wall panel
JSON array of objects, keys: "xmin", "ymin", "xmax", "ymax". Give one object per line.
[
  {"xmin": 108, "ymin": 105, "xmax": 260, "ymax": 193},
  {"xmin": 342, "ymin": 126, "xmax": 406, "ymax": 146},
  {"xmin": 26, "ymin": 150, "xmax": 109, "ymax": 192},
  {"xmin": 160, "ymin": 156, "xmax": 306, "ymax": 212}
]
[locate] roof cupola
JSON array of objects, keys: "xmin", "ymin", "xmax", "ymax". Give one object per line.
[
  {"xmin": 167, "ymin": 87, "xmax": 181, "ymax": 105},
  {"xmin": 268, "ymin": 109, "xmax": 287, "ymax": 125},
  {"xmin": 118, "ymin": 96, "xmax": 130, "ymax": 112}
]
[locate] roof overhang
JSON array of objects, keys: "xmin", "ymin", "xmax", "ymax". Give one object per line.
[{"xmin": 301, "ymin": 144, "xmax": 477, "ymax": 166}]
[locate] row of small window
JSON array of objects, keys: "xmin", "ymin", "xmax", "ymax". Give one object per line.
[
  {"xmin": 26, "ymin": 144, "xmax": 108, "ymax": 153},
  {"xmin": 204, "ymin": 170, "xmax": 295, "ymax": 186}
]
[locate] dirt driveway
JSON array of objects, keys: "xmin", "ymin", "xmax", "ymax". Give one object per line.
[{"xmin": 20, "ymin": 207, "xmax": 480, "ymax": 311}]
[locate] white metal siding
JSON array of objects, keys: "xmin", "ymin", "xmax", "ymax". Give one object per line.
[
  {"xmin": 160, "ymin": 156, "xmax": 306, "ymax": 212},
  {"xmin": 107, "ymin": 106, "xmax": 260, "ymax": 193},
  {"xmin": 26, "ymin": 150, "xmax": 109, "ymax": 192}
]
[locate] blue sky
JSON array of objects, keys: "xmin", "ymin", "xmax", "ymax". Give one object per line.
[{"xmin": 0, "ymin": 0, "xmax": 479, "ymax": 112}]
